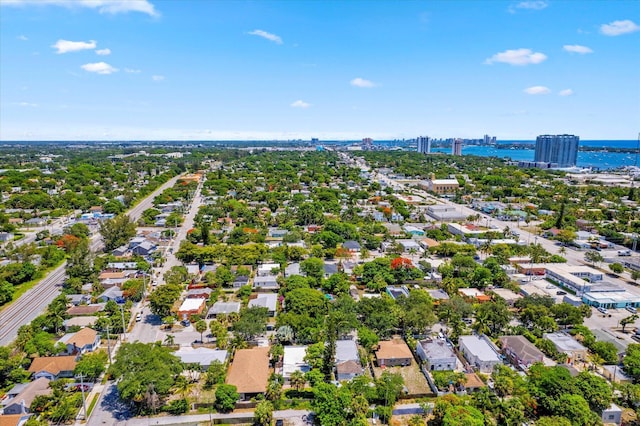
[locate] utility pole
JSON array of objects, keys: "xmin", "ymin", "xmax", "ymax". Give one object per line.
[
  {"xmin": 78, "ymin": 373, "xmax": 88, "ymax": 420},
  {"xmin": 119, "ymin": 303, "xmax": 127, "ymax": 342},
  {"xmin": 105, "ymin": 324, "xmax": 112, "ymax": 364}
]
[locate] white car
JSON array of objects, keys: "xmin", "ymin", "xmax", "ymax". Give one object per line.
[
  {"xmin": 597, "ymin": 307, "xmax": 608, "ymax": 315},
  {"xmin": 135, "ymin": 313, "xmax": 142, "ymax": 322}
]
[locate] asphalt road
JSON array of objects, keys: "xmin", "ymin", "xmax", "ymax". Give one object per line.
[
  {"xmin": 0, "ymin": 174, "xmax": 183, "ymax": 347},
  {"xmin": 88, "ymin": 178, "xmax": 205, "ymax": 426}
]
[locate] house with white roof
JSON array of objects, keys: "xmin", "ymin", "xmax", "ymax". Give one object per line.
[
  {"xmin": 458, "ymin": 335, "xmax": 501, "ymax": 373},
  {"xmin": 283, "ymin": 346, "xmax": 310, "ymax": 383},
  {"xmin": 174, "ymin": 347, "xmax": 228, "ymax": 369}
]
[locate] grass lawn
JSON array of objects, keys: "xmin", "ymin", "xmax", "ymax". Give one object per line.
[{"xmin": 372, "ymin": 360, "xmax": 431, "ymax": 395}]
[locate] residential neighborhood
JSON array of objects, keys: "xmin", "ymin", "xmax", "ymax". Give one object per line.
[{"xmin": 1, "ymin": 145, "xmax": 640, "ymax": 426}]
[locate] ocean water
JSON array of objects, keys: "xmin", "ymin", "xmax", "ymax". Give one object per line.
[{"xmin": 429, "ymin": 140, "xmax": 639, "ymax": 170}]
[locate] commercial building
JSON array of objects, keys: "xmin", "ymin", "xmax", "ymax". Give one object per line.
[
  {"xmin": 420, "ymin": 173, "xmax": 460, "ymax": 195},
  {"xmin": 534, "ymin": 134, "xmax": 579, "ymax": 167},
  {"xmin": 417, "ymin": 136, "xmax": 431, "ymax": 154}
]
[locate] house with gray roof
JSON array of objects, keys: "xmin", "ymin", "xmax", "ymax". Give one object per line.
[
  {"xmin": 458, "ymin": 335, "xmax": 501, "ymax": 373},
  {"xmin": 253, "ymin": 275, "xmax": 279, "ymax": 290},
  {"xmin": 207, "ymin": 301, "xmax": 241, "ymax": 319},
  {"xmin": 543, "ymin": 332, "xmax": 588, "ymax": 364},
  {"xmin": 248, "ymin": 293, "xmax": 278, "ymax": 317},
  {"xmin": 1, "ymin": 378, "xmax": 51, "ymax": 415},
  {"xmin": 97, "ymin": 287, "xmax": 123, "ymax": 303},
  {"xmin": 416, "ymin": 339, "xmax": 457, "ymax": 371},
  {"xmin": 499, "ymin": 335, "xmax": 544, "ymax": 370}
]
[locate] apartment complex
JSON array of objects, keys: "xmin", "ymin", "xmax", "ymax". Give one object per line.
[{"xmin": 534, "ymin": 134, "xmax": 579, "ymax": 167}]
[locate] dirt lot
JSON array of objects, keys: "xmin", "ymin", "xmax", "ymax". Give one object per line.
[{"xmin": 372, "ymin": 360, "xmax": 432, "ymax": 395}]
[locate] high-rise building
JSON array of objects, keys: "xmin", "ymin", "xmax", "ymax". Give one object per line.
[
  {"xmin": 534, "ymin": 134, "xmax": 579, "ymax": 167},
  {"xmin": 417, "ymin": 136, "xmax": 431, "ymax": 154},
  {"xmin": 452, "ymin": 139, "xmax": 463, "ymax": 156}
]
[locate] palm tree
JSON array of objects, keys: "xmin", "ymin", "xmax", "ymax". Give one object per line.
[
  {"xmin": 164, "ymin": 334, "xmax": 175, "ymax": 346},
  {"xmin": 289, "ymin": 370, "xmax": 306, "ymax": 392},
  {"xmin": 558, "ymin": 246, "xmax": 567, "ymax": 256}
]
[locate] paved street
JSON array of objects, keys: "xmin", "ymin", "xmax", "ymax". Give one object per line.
[
  {"xmin": 87, "ymin": 177, "xmax": 205, "ymax": 426},
  {"xmin": 0, "ymin": 174, "xmax": 182, "ymax": 347}
]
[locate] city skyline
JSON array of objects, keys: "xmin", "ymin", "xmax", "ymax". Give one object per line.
[{"xmin": 1, "ymin": 0, "xmax": 639, "ymax": 141}]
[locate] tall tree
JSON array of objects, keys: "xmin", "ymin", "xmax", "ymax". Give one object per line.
[{"xmin": 99, "ymin": 214, "xmax": 137, "ymax": 251}]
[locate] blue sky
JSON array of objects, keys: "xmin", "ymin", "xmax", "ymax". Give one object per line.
[{"xmin": 1, "ymin": 0, "xmax": 638, "ymax": 141}]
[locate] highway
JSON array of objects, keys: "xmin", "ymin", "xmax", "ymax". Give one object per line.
[{"xmin": 0, "ymin": 174, "xmax": 182, "ymax": 347}]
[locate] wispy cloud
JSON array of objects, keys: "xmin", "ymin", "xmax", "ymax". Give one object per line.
[
  {"xmin": 509, "ymin": 1, "xmax": 548, "ymax": 13},
  {"xmin": 151, "ymin": 75, "xmax": 164, "ymax": 81},
  {"xmin": 563, "ymin": 44, "xmax": 593, "ymax": 54},
  {"xmin": 248, "ymin": 29, "xmax": 283, "ymax": 44},
  {"xmin": 524, "ymin": 86, "xmax": 551, "ymax": 95},
  {"xmin": 350, "ymin": 77, "xmax": 377, "ymax": 88},
  {"xmin": 600, "ymin": 20, "xmax": 640, "ymax": 36},
  {"xmin": 559, "ymin": 89, "xmax": 574, "ymax": 96},
  {"xmin": 52, "ymin": 39, "xmax": 96, "ymax": 54},
  {"xmin": 124, "ymin": 68, "xmax": 141, "ymax": 73},
  {"xmin": 81, "ymin": 62, "xmax": 118, "ymax": 74},
  {"xmin": 485, "ymin": 48, "xmax": 547, "ymax": 66},
  {"xmin": 291, "ymin": 100, "xmax": 311, "ymax": 108},
  {"xmin": 95, "ymin": 48, "xmax": 111, "ymax": 56},
  {"xmin": 1, "ymin": 0, "xmax": 159, "ymax": 17},
  {"xmin": 16, "ymin": 102, "xmax": 38, "ymax": 107},
  {"xmin": 17, "ymin": 35, "xmax": 28, "ymax": 41}
]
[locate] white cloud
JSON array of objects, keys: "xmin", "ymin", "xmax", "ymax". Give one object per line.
[
  {"xmin": 81, "ymin": 62, "xmax": 118, "ymax": 74},
  {"xmin": 563, "ymin": 44, "xmax": 593, "ymax": 54},
  {"xmin": 1, "ymin": 0, "xmax": 159, "ymax": 17},
  {"xmin": 95, "ymin": 48, "xmax": 111, "ymax": 56},
  {"xmin": 600, "ymin": 20, "xmax": 640, "ymax": 36},
  {"xmin": 248, "ymin": 29, "xmax": 283, "ymax": 44},
  {"xmin": 291, "ymin": 100, "xmax": 311, "ymax": 108},
  {"xmin": 559, "ymin": 89, "xmax": 574, "ymax": 96},
  {"xmin": 509, "ymin": 1, "xmax": 548, "ymax": 12},
  {"xmin": 16, "ymin": 102, "xmax": 38, "ymax": 107},
  {"xmin": 124, "ymin": 68, "xmax": 141, "ymax": 73},
  {"xmin": 350, "ymin": 77, "xmax": 377, "ymax": 88},
  {"xmin": 17, "ymin": 35, "xmax": 28, "ymax": 41},
  {"xmin": 52, "ymin": 39, "xmax": 96, "ymax": 54},
  {"xmin": 485, "ymin": 48, "xmax": 547, "ymax": 65},
  {"xmin": 151, "ymin": 75, "xmax": 164, "ymax": 81},
  {"xmin": 524, "ymin": 86, "xmax": 551, "ymax": 95}
]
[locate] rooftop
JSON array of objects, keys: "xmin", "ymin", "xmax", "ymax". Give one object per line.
[
  {"xmin": 544, "ymin": 332, "xmax": 587, "ymax": 352},
  {"xmin": 419, "ymin": 340, "xmax": 455, "ymax": 359},
  {"xmin": 459, "ymin": 335, "xmax": 500, "ymax": 362},
  {"xmin": 226, "ymin": 347, "xmax": 270, "ymax": 394},
  {"xmin": 376, "ymin": 338, "xmax": 413, "ymax": 361}
]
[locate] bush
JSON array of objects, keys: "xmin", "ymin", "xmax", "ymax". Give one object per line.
[{"xmin": 163, "ymin": 398, "xmax": 188, "ymax": 415}]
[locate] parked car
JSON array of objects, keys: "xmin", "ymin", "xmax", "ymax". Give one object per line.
[
  {"xmin": 180, "ymin": 319, "xmax": 191, "ymax": 327},
  {"xmin": 618, "ymin": 249, "xmax": 632, "ymax": 256},
  {"xmin": 627, "ymin": 306, "xmax": 638, "ymax": 314},
  {"xmin": 597, "ymin": 307, "xmax": 608, "ymax": 314},
  {"xmin": 136, "ymin": 313, "xmax": 142, "ymax": 322},
  {"xmin": 556, "ymin": 291, "xmax": 567, "ymax": 296}
]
